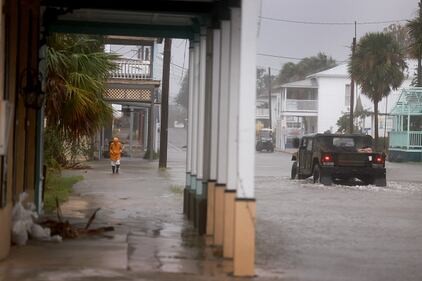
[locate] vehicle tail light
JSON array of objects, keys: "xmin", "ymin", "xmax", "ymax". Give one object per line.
[
  {"xmin": 373, "ymin": 154, "xmax": 385, "ymax": 164},
  {"xmin": 321, "ymin": 154, "xmax": 334, "ymax": 166}
]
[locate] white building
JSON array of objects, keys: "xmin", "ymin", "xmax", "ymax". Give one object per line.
[{"xmin": 271, "ymin": 61, "xmax": 415, "ymax": 150}]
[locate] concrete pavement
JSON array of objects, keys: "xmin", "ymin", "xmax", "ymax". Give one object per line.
[{"xmin": 0, "ymin": 151, "xmax": 281, "ymax": 281}]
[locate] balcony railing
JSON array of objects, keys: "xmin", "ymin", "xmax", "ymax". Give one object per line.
[
  {"xmin": 256, "ymin": 108, "xmax": 269, "ymax": 117},
  {"xmin": 110, "ymin": 59, "xmax": 151, "ymax": 80},
  {"xmin": 389, "ymin": 131, "xmax": 422, "ymax": 150},
  {"xmin": 285, "ymin": 99, "xmax": 317, "ymax": 111}
]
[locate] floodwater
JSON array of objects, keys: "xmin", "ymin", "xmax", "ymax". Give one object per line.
[
  {"xmin": 1, "ymin": 128, "xmax": 422, "ymax": 281},
  {"xmin": 255, "ymin": 151, "xmax": 422, "ymax": 281}
]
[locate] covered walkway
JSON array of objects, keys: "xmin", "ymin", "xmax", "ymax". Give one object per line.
[{"xmin": 0, "ymin": 0, "xmax": 259, "ymax": 277}]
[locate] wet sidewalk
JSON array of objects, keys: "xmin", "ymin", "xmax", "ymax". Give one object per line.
[{"xmin": 0, "ymin": 152, "xmax": 279, "ymax": 281}]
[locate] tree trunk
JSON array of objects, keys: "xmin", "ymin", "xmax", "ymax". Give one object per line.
[
  {"xmin": 374, "ymin": 101, "xmax": 379, "ymax": 148},
  {"xmin": 418, "ymin": 53, "xmax": 422, "ymax": 87}
]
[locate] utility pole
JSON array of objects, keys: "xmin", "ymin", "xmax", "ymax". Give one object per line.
[
  {"xmin": 349, "ymin": 21, "xmax": 356, "ymax": 134},
  {"xmin": 268, "ymin": 67, "xmax": 272, "ymax": 130},
  {"xmin": 159, "ymin": 38, "xmax": 171, "ymax": 168}
]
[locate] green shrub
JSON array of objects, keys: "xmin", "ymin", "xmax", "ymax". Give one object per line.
[
  {"xmin": 143, "ymin": 149, "xmax": 160, "ymax": 160},
  {"xmin": 44, "ymin": 172, "xmax": 83, "ymax": 212}
]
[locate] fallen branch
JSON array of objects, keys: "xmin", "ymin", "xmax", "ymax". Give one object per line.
[
  {"xmin": 41, "ymin": 203, "xmax": 113, "ymax": 239},
  {"xmin": 85, "ymin": 208, "xmax": 101, "ymax": 230}
]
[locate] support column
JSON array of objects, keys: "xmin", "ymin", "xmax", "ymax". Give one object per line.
[
  {"xmin": 206, "ymin": 28, "xmax": 221, "ymax": 237},
  {"xmin": 196, "ymin": 28, "xmax": 207, "ymax": 234},
  {"xmin": 189, "ymin": 40, "xmax": 200, "ymax": 225},
  {"xmin": 190, "ymin": 39, "xmax": 199, "ymax": 227},
  {"xmin": 224, "ymin": 6, "xmax": 241, "ymax": 259},
  {"xmin": 233, "ymin": 0, "xmax": 258, "ymax": 276},
  {"xmin": 129, "ymin": 107, "xmax": 133, "ymax": 158},
  {"xmin": 143, "ymin": 109, "xmax": 148, "ymax": 151},
  {"xmin": 214, "ymin": 20, "xmax": 230, "ymax": 247},
  {"xmin": 184, "ymin": 44, "xmax": 194, "ymax": 216}
]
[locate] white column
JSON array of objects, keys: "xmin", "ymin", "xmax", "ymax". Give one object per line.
[
  {"xmin": 196, "ymin": 28, "xmax": 207, "ymax": 195},
  {"xmin": 202, "ymin": 28, "xmax": 213, "ymax": 182},
  {"xmin": 227, "ymin": 7, "xmax": 241, "ymax": 191},
  {"xmin": 217, "ymin": 21, "xmax": 231, "ymax": 185},
  {"xmin": 210, "ymin": 29, "xmax": 221, "ymax": 181},
  {"xmin": 186, "ymin": 45, "xmax": 194, "ymax": 185},
  {"xmin": 191, "ymin": 41, "xmax": 200, "ymax": 185},
  {"xmin": 237, "ymin": 0, "xmax": 258, "ymax": 199}
]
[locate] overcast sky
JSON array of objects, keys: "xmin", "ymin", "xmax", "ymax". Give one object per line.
[{"xmin": 169, "ymin": 0, "xmax": 419, "ymax": 98}]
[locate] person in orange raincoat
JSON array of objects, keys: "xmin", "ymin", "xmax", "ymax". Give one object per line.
[{"xmin": 110, "ymin": 137, "xmax": 123, "ymax": 174}]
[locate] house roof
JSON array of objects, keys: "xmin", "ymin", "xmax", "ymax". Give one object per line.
[
  {"xmin": 273, "ymin": 78, "xmax": 318, "ymax": 91},
  {"xmin": 307, "ymin": 59, "xmax": 417, "ymax": 79},
  {"xmin": 307, "ymin": 64, "xmax": 349, "ymax": 79}
]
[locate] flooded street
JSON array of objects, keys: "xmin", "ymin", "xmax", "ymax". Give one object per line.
[
  {"xmin": 2, "ymin": 127, "xmax": 422, "ymax": 281},
  {"xmin": 255, "ymin": 152, "xmax": 422, "ymax": 281}
]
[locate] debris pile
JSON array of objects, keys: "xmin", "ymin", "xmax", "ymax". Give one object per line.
[
  {"xmin": 12, "ymin": 192, "xmax": 62, "ymax": 245},
  {"xmin": 40, "ymin": 202, "xmax": 114, "ymax": 238},
  {"xmin": 12, "ymin": 193, "xmax": 114, "ymax": 245}
]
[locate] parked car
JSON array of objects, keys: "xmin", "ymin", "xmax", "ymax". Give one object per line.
[
  {"xmin": 290, "ymin": 133, "xmax": 386, "ymax": 186},
  {"xmin": 256, "ymin": 128, "xmax": 274, "ymax": 152}
]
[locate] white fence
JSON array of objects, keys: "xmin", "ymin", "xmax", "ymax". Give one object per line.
[{"xmin": 110, "ymin": 59, "xmax": 151, "ymax": 80}]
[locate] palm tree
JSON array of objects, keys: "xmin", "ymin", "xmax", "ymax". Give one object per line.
[
  {"xmin": 45, "ymin": 33, "xmax": 118, "ymax": 140},
  {"xmin": 349, "ymin": 32, "xmax": 406, "ymax": 145},
  {"xmin": 44, "ymin": 34, "xmax": 118, "ymax": 166},
  {"xmin": 407, "ymin": 0, "xmax": 422, "ymax": 86}
]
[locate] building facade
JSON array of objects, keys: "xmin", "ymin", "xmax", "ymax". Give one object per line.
[{"xmin": 270, "ymin": 63, "xmax": 415, "ymax": 150}]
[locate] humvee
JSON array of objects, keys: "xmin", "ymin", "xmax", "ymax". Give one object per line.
[{"xmin": 290, "ymin": 134, "xmax": 386, "ymax": 186}]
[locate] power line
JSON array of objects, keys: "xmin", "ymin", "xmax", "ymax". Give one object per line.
[
  {"xmin": 258, "ymin": 53, "xmax": 304, "ymax": 60},
  {"xmin": 257, "ymin": 53, "xmax": 348, "ymax": 63},
  {"xmin": 156, "ymin": 54, "xmax": 189, "ymax": 71},
  {"xmin": 259, "ymin": 16, "xmax": 409, "ymax": 26}
]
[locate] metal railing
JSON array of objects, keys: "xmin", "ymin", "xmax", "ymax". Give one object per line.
[
  {"xmin": 110, "ymin": 59, "xmax": 151, "ymax": 80},
  {"xmin": 285, "ymin": 99, "xmax": 317, "ymax": 111},
  {"xmin": 389, "ymin": 131, "xmax": 422, "ymax": 149},
  {"xmin": 256, "ymin": 108, "xmax": 269, "ymax": 117}
]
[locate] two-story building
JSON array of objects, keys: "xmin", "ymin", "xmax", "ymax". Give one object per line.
[
  {"xmin": 100, "ymin": 36, "xmax": 162, "ymax": 158},
  {"xmin": 270, "ymin": 61, "xmax": 415, "ymax": 150}
]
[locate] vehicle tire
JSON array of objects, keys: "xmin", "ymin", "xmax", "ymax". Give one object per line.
[
  {"xmin": 312, "ymin": 164, "xmax": 320, "ymax": 183},
  {"xmin": 313, "ymin": 164, "xmax": 332, "ymax": 186},
  {"xmin": 291, "ymin": 161, "xmax": 298, "ymax": 179},
  {"xmin": 374, "ymin": 175, "xmax": 386, "ymax": 187}
]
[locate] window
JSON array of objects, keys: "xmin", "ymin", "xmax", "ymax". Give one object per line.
[
  {"xmin": 307, "ymin": 139, "xmax": 313, "ymax": 151},
  {"xmin": 345, "ymin": 84, "xmax": 351, "ymax": 107},
  {"xmin": 333, "ymin": 137, "xmax": 355, "ymax": 147},
  {"xmin": 143, "ymin": 46, "xmax": 151, "ymax": 61}
]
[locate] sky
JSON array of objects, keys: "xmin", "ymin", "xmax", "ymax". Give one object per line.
[{"xmin": 168, "ymin": 0, "xmax": 419, "ymax": 98}]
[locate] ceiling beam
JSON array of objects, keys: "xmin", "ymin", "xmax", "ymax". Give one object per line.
[
  {"xmin": 47, "ymin": 20, "xmax": 195, "ymax": 39},
  {"xmin": 41, "ymin": 0, "xmax": 216, "ymax": 15}
]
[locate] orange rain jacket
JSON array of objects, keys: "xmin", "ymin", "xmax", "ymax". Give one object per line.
[{"xmin": 110, "ymin": 141, "xmax": 123, "ymax": 161}]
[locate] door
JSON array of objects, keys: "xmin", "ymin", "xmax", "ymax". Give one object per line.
[{"xmin": 298, "ymin": 138, "xmax": 308, "ymax": 173}]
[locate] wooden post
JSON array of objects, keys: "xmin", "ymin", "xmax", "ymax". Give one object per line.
[{"xmin": 159, "ymin": 38, "xmax": 171, "ymax": 168}]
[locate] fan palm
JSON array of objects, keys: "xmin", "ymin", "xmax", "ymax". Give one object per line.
[
  {"xmin": 45, "ymin": 33, "xmax": 118, "ymax": 140},
  {"xmin": 407, "ymin": 1, "xmax": 422, "ymax": 86},
  {"xmin": 349, "ymin": 32, "xmax": 406, "ymax": 144}
]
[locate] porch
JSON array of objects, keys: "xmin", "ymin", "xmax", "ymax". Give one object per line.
[{"xmin": 388, "ymin": 87, "xmax": 422, "ymax": 162}]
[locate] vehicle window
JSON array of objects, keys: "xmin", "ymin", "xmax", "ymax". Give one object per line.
[
  {"xmin": 307, "ymin": 139, "xmax": 313, "ymax": 151},
  {"xmin": 333, "ymin": 137, "xmax": 354, "ymax": 147},
  {"xmin": 301, "ymin": 138, "xmax": 307, "ymax": 148}
]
